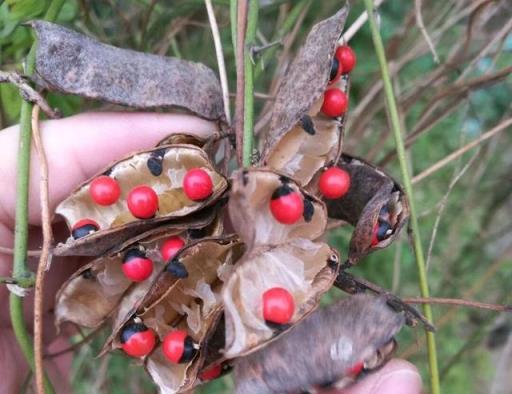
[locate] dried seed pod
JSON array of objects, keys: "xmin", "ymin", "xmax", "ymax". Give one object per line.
[
  {"xmin": 31, "ymin": 21, "xmax": 225, "ymax": 121},
  {"xmin": 324, "ymin": 154, "xmax": 410, "ymax": 264},
  {"xmin": 55, "ymin": 211, "xmax": 221, "ymax": 329},
  {"xmin": 234, "ymin": 294, "xmax": 405, "ymax": 394},
  {"xmin": 229, "ymin": 168, "xmax": 327, "ymax": 249},
  {"xmin": 260, "ymin": 7, "xmax": 349, "ymax": 185},
  {"xmin": 222, "ymin": 238, "xmax": 340, "ymax": 358},
  {"xmin": 54, "ymin": 144, "xmax": 228, "ymax": 256}
]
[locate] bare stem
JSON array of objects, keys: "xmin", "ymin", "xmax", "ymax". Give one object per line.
[
  {"xmin": 404, "ymin": 297, "xmax": 512, "ymax": 312},
  {"xmin": 9, "ymin": 1, "xmax": 64, "ymax": 393},
  {"xmin": 233, "ymin": 0, "xmax": 247, "ymax": 166},
  {"xmin": 363, "ymin": 1, "xmax": 441, "ymax": 393}
]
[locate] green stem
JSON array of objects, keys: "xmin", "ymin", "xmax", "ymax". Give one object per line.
[
  {"xmin": 254, "ymin": 0, "xmax": 309, "ymax": 80},
  {"xmin": 362, "ymin": 1, "xmax": 441, "ymax": 393},
  {"xmin": 242, "ymin": 0, "xmax": 258, "ymax": 166},
  {"xmin": 10, "ymin": 1, "xmax": 65, "ymax": 393}
]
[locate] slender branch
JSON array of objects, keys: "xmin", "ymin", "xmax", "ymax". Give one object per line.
[
  {"xmin": 0, "ymin": 246, "xmax": 41, "ymax": 256},
  {"xmin": 32, "ymin": 105, "xmax": 54, "ymax": 394},
  {"xmin": 363, "ymin": 1, "xmax": 441, "ymax": 393},
  {"xmin": 404, "ymin": 297, "xmax": 512, "ymax": 312},
  {"xmin": 414, "ymin": 0, "xmax": 439, "ymax": 63},
  {"xmin": 205, "ymin": 0, "xmax": 231, "ymax": 123},
  {"xmin": 339, "ymin": 0, "xmax": 385, "ymax": 44},
  {"xmin": 9, "ymin": 1, "xmax": 64, "ymax": 394},
  {"xmin": 412, "ymin": 117, "xmax": 512, "ymax": 184},
  {"xmin": 0, "ymin": 71, "xmax": 60, "ymax": 118},
  {"xmin": 233, "ymin": 0, "xmax": 248, "ymax": 166},
  {"xmin": 243, "ymin": 0, "xmax": 258, "ymax": 166}
]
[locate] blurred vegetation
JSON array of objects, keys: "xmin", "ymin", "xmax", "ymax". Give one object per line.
[{"xmin": 1, "ymin": 0, "xmax": 511, "ymax": 393}]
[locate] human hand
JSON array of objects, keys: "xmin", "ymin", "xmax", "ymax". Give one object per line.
[{"xmin": 0, "ymin": 112, "xmax": 218, "ymax": 393}]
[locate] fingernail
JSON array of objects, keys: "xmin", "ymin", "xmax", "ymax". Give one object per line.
[{"xmin": 370, "ymin": 369, "xmax": 422, "ymax": 394}]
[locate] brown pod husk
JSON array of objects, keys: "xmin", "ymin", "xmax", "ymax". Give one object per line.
[
  {"xmin": 324, "ymin": 154, "xmax": 410, "ymax": 263},
  {"xmin": 222, "ymin": 239, "xmax": 340, "ymax": 359},
  {"xmin": 260, "ymin": 6, "xmax": 349, "ymax": 185},
  {"xmin": 54, "ymin": 144, "xmax": 228, "ymax": 256},
  {"xmin": 228, "ymin": 168, "xmax": 327, "ymax": 249},
  {"xmin": 234, "ymin": 294, "xmax": 405, "ymax": 394},
  {"xmin": 55, "ymin": 211, "xmax": 221, "ymax": 329},
  {"xmin": 31, "ymin": 21, "xmax": 225, "ymax": 121},
  {"xmin": 101, "ymin": 236, "xmax": 244, "ymax": 355}
]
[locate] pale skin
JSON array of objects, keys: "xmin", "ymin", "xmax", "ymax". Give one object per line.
[{"xmin": 0, "ymin": 112, "xmax": 422, "ymax": 393}]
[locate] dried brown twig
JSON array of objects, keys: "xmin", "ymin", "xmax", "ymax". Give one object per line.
[
  {"xmin": 32, "ymin": 105, "xmax": 54, "ymax": 394},
  {"xmin": 404, "ymin": 297, "xmax": 512, "ymax": 313}
]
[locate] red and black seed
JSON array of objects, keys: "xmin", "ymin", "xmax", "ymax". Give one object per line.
[
  {"xmin": 120, "ymin": 321, "xmax": 149, "ymax": 344},
  {"xmin": 122, "ymin": 247, "xmax": 146, "ymax": 263},
  {"xmin": 299, "ymin": 114, "xmax": 316, "ymax": 135},
  {"xmin": 302, "ymin": 196, "xmax": 315, "ymax": 222},
  {"xmin": 271, "ymin": 183, "xmax": 294, "ymax": 200},
  {"xmin": 181, "ymin": 336, "xmax": 198, "ymax": 363},
  {"xmin": 72, "ymin": 222, "xmax": 99, "ymax": 240},
  {"xmin": 376, "ymin": 220, "xmax": 392, "ymax": 242},
  {"xmin": 166, "ymin": 258, "xmax": 188, "ymax": 278}
]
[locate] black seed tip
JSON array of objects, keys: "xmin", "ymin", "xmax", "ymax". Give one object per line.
[
  {"xmin": 166, "ymin": 259, "xmax": 188, "ymax": 278},
  {"xmin": 265, "ymin": 320, "xmax": 291, "ymax": 332},
  {"xmin": 376, "ymin": 221, "xmax": 392, "ymax": 242},
  {"xmin": 303, "ymin": 196, "xmax": 315, "ymax": 222},
  {"xmin": 71, "ymin": 224, "xmax": 98, "ymax": 240},
  {"xmin": 181, "ymin": 336, "xmax": 198, "ymax": 363},
  {"xmin": 271, "ymin": 184, "xmax": 293, "ymax": 200},
  {"xmin": 123, "ymin": 247, "xmax": 146, "ymax": 263},
  {"xmin": 279, "ymin": 175, "xmax": 291, "ymax": 184},
  {"xmin": 300, "ymin": 114, "xmax": 316, "ymax": 135},
  {"xmin": 81, "ymin": 268, "xmax": 95, "ymax": 280},
  {"xmin": 120, "ymin": 322, "xmax": 148, "ymax": 343},
  {"xmin": 147, "ymin": 157, "xmax": 163, "ymax": 176},
  {"xmin": 329, "ymin": 57, "xmax": 340, "ymax": 81}
]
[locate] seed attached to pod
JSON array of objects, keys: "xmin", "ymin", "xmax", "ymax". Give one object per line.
[
  {"xmin": 263, "ymin": 287, "xmax": 295, "ymax": 325},
  {"xmin": 270, "ymin": 185, "xmax": 304, "ymax": 225},
  {"xmin": 335, "ymin": 45, "xmax": 357, "ymax": 74},
  {"xmin": 120, "ymin": 321, "xmax": 156, "ymax": 358},
  {"xmin": 371, "ymin": 220, "xmax": 392, "ymax": 246},
  {"xmin": 127, "ymin": 185, "xmax": 159, "ymax": 219},
  {"xmin": 89, "ymin": 175, "xmax": 121, "ymax": 206},
  {"xmin": 160, "ymin": 236, "xmax": 185, "ymax": 262},
  {"xmin": 122, "ymin": 248, "xmax": 154, "ymax": 282},
  {"xmin": 321, "ymin": 88, "xmax": 348, "ymax": 118},
  {"xmin": 199, "ymin": 364, "xmax": 223, "ymax": 381},
  {"xmin": 183, "ymin": 168, "xmax": 213, "ymax": 201},
  {"xmin": 71, "ymin": 219, "xmax": 99, "ymax": 239},
  {"xmin": 329, "ymin": 56, "xmax": 343, "ymax": 84},
  {"xmin": 319, "ymin": 167, "xmax": 351, "ymax": 199},
  {"xmin": 346, "ymin": 361, "xmax": 365, "ymax": 377},
  {"xmin": 162, "ymin": 330, "xmax": 198, "ymax": 364},
  {"xmin": 165, "ymin": 258, "xmax": 188, "ymax": 279}
]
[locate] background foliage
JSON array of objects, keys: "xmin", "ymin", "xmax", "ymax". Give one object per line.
[{"xmin": 1, "ymin": 1, "xmax": 511, "ymax": 393}]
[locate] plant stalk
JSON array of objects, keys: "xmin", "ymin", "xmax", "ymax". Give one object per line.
[
  {"xmin": 9, "ymin": 1, "xmax": 65, "ymax": 393},
  {"xmin": 242, "ymin": 0, "xmax": 259, "ymax": 166},
  {"xmin": 363, "ymin": 0, "xmax": 441, "ymax": 393}
]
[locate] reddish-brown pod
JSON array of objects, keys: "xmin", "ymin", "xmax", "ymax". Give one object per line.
[{"xmin": 89, "ymin": 175, "xmax": 121, "ymax": 205}]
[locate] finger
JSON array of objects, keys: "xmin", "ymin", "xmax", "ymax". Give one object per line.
[
  {"xmin": 333, "ymin": 359, "xmax": 422, "ymax": 394},
  {"xmin": 0, "ymin": 112, "xmax": 218, "ymax": 227}
]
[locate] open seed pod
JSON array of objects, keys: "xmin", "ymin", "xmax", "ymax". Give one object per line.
[
  {"xmin": 228, "ymin": 168, "xmax": 327, "ymax": 249},
  {"xmin": 103, "ymin": 237, "xmax": 244, "ymax": 393},
  {"xmin": 222, "ymin": 239, "xmax": 340, "ymax": 358},
  {"xmin": 55, "ymin": 210, "xmax": 222, "ymax": 329},
  {"xmin": 234, "ymin": 294, "xmax": 404, "ymax": 394},
  {"xmin": 260, "ymin": 6, "xmax": 349, "ymax": 186},
  {"xmin": 324, "ymin": 154, "xmax": 410, "ymax": 264},
  {"xmin": 54, "ymin": 144, "xmax": 227, "ymax": 256},
  {"xmin": 31, "ymin": 21, "xmax": 225, "ymax": 122}
]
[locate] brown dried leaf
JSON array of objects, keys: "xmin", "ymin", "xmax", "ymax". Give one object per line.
[
  {"xmin": 261, "ymin": 7, "xmax": 349, "ymax": 185},
  {"xmin": 234, "ymin": 294, "xmax": 405, "ymax": 394},
  {"xmin": 32, "ymin": 21, "xmax": 225, "ymax": 121},
  {"xmin": 55, "ymin": 212, "xmax": 221, "ymax": 329},
  {"xmin": 54, "ymin": 144, "xmax": 228, "ymax": 256},
  {"xmin": 228, "ymin": 168, "xmax": 327, "ymax": 249},
  {"xmin": 222, "ymin": 239, "xmax": 339, "ymax": 358},
  {"xmin": 324, "ymin": 155, "xmax": 410, "ymax": 263}
]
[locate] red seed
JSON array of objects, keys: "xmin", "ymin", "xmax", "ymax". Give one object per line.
[
  {"xmin": 160, "ymin": 236, "xmax": 185, "ymax": 261},
  {"xmin": 89, "ymin": 175, "xmax": 121, "ymax": 206},
  {"xmin": 346, "ymin": 361, "xmax": 364, "ymax": 376},
  {"xmin": 270, "ymin": 185, "xmax": 304, "ymax": 225},
  {"xmin": 122, "ymin": 255, "xmax": 153, "ymax": 282},
  {"xmin": 183, "ymin": 168, "xmax": 213, "ymax": 201},
  {"xmin": 321, "ymin": 88, "xmax": 348, "ymax": 117},
  {"xmin": 127, "ymin": 185, "xmax": 159, "ymax": 219},
  {"xmin": 335, "ymin": 45, "xmax": 357, "ymax": 74},
  {"xmin": 121, "ymin": 325, "xmax": 156, "ymax": 358},
  {"xmin": 263, "ymin": 287, "xmax": 295, "ymax": 325},
  {"xmin": 319, "ymin": 167, "xmax": 351, "ymax": 199},
  {"xmin": 163, "ymin": 330, "xmax": 197, "ymax": 364},
  {"xmin": 199, "ymin": 364, "xmax": 223, "ymax": 381}
]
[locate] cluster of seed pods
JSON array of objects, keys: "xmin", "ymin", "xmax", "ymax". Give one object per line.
[{"xmin": 41, "ymin": 5, "xmax": 417, "ymax": 393}]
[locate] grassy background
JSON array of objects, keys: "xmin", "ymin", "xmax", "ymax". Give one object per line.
[{"xmin": 1, "ymin": 0, "xmax": 511, "ymax": 393}]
